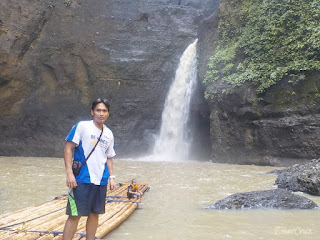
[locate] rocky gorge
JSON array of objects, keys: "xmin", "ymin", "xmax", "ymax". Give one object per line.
[
  {"xmin": 1, "ymin": 0, "xmax": 320, "ymax": 166},
  {"xmin": 197, "ymin": 0, "xmax": 320, "ymax": 166},
  {"xmin": 0, "ymin": 0, "xmax": 218, "ymax": 158}
]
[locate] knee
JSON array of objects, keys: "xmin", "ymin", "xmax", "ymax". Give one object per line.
[
  {"xmin": 68, "ymin": 216, "xmax": 81, "ymax": 223},
  {"xmin": 88, "ymin": 213, "xmax": 99, "ymax": 219}
]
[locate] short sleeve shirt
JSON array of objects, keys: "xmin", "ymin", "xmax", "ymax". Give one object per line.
[{"xmin": 66, "ymin": 120, "xmax": 116, "ymax": 185}]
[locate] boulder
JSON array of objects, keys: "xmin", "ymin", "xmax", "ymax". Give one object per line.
[
  {"xmin": 266, "ymin": 169, "xmax": 284, "ymax": 175},
  {"xmin": 275, "ymin": 159, "xmax": 320, "ymax": 196},
  {"xmin": 206, "ymin": 189, "xmax": 318, "ymax": 210}
]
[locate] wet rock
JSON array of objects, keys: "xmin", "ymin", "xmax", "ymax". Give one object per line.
[
  {"xmin": 207, "ymin": 189, "xmax": 318, "ymax": 210},
  {"xmin": 197, "ymin": 1, "xmax": 320, "ymax": 165},
  {"xmin": 0, "ymin": 0, "xmax": 219, "ymax": 158},
  {"xmin": 275, "ymin": 159, "xmax": 320, "ymax": 196},
  {"xmin": 266, "ymin": 169, "xmax": 284, "ymax": 175}
]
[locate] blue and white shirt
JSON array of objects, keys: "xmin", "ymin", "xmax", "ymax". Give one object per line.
[{"xmin": 66, "ymin": 120, "xmax": 116, "ymax": 185}]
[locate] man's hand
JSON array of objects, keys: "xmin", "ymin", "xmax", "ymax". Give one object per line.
[
  {"xmin": 66, "ymin": 172, "xmax": 78, "ymax": 188},
  {"xmin": 109, "ymin": 178, "xmax": 115, "ymax": 191},
  {"xmin": 64, "ymin": 141, "xmax": 77, "ymax": 188}
]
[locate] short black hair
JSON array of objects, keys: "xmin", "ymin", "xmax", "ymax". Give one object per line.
[{"xmin": 91, "ymin": 98, "xmax": 110, "ymax": 111}]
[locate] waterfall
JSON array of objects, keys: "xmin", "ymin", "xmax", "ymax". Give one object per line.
[{"xmin": 153, "ymin": 39, "xmax": 198, "ymax": 161}]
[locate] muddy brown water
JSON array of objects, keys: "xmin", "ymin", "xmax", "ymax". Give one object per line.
[{"xmin": 0, "ymin": 157, "xmax": 319, "ymax": 240}]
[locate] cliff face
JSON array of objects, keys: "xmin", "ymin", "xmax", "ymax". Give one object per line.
[
  {"xmin": 0, "ymin": 0, "xmax": 219, "ymax": 157},
  {"xmin": 4, "ymin": 0, "xmax": 317, "ymax": 166},
  {"xmin": 198, "ymin": 8, "xmax": 320, "ymax": 166},
  {"xmin": 205, "ymin": 74, "xmax": 320, "ymax": 166}
]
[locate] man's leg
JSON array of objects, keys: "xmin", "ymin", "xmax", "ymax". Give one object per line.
[
  {"xmin": 63, "ymin": 216, "xmax": 81, "ymax": 240},
  {"xmin": 86, "ymin": 213, "xmax": 99, "ymax": 240}
]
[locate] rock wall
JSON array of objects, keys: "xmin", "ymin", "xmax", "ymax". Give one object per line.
[
  {"xmin": 2, "ymin": 0, "xmax": 319, "ymax": 166},
  {"xmin": 198, "ymin": 8, "xmax": 320, "ymax": 166},
  {"xmin": 0, "ymin": 0, "xmax": 219, "ymax": 158}
]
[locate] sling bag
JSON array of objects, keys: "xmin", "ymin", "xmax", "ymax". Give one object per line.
[{"xmin": 72, "ymin": 127, "xmax": 104, "ymax": 176}]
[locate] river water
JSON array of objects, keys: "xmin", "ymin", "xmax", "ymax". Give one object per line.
[{"xmin": 1, "ymin": 156, "xmax": 320, "ymax": 240}]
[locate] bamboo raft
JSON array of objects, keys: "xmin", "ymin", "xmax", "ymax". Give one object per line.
[{"xmin": 0, "ymin": 183, "xmax": 149, "ymax": 239}]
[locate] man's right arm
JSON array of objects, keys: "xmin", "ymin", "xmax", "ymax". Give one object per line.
[{"xmin": 64, "ymin": 141, "xmax": 77, "ymax": 188}]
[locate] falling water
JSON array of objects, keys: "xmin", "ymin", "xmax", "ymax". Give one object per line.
[{"xmin": 153, "ymin": 39, "xmax": 198, "ymax": 161}]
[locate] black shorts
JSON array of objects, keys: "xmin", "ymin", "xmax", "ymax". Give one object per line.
[{"xmin": 66, "ymin": 183, "xmax": 107, "ymax": 216}]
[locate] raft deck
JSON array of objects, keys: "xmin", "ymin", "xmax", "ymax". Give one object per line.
[{"xmin": 0, "ymin": 183, "xmax": 149, "ymax": 239}]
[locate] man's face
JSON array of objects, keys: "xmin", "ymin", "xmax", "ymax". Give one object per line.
[{"xmin": 91, "ymin": 103, "xmax": 109, "ymax": 125}]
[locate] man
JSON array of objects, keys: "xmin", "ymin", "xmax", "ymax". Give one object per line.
[{"xmin": 62, "ymin": 98, "xmax": 116, "ymax": 240}]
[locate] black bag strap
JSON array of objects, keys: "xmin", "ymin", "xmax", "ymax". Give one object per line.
[{"xmin": 82, "ymin": 126, "xmax": 104, "ymax": 166}]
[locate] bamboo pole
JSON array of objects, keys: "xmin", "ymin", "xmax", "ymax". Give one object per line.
[
  {"xmin": 107, "ymin": 185, "xmax": 128, "ymax": 198},
  {"xmin": 0, "ymin": 207, "xmax": 66, "ymax": 240},
  {"xmin": 35, "ymin": 196, "xmax": 130, "ymax": 240},
  {"xmin": 0, "ymin": 183, "xmax": 148, "ymax": 240},
  {"xmin": 32, "ymin": 213, "xmax": 68, "ymax": 232},
  {"xmin": 51, "ymin": 234, "xmax": 63, "ymax": 240},
  {"xmin": 96, "ymin": 202, "xmax": 138, "ymax": 238},
  {"xmin": 95, "ymin": 184, "xmax": 147, "ymax": 238},
  {"xmin": 38, "ymin": 234, "xmax": 59, "ymax": 240},
  {"xmin": 0, "ymin": 205, "xmax": 67, "ymax": 236},
  {"xmin": 0, "ymin": 204, "xmax": 36, "ymax": 220},
  {"xmin": 0, "ymin": 231, "xmax": 41, "ymax": 240},
  {"xmin": 19, "ymin": 204, "xmax": 66, "ymax": 227},
  {"xmin": 75, "ymin": 203, "xmax": 125, "ymax": 234},
  {"xmin": 97, "ymin": 202, "xmax": 128, "ymax": 225},
  {"xmin": 0, "ymin": 201, "xmax": 56, "ymax": 227},
  {"xmin": 0, "ymin": 199, "xmax": 66, "ymax": 228},
  {"xmin": 96, "ymin": 201, "xmax": 138, "ymax": 238},
  {"xmin": 0, "ymin": 230, "xmax": 21, "ymax": 239},
  {"xmin": 0, "ymin": 199, "xmax": 66, "ymax": 239}
]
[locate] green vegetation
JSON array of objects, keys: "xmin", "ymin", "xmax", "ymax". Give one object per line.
[{"xmin": 204, "ymin": 0, "xmax": 320, "ymax": 98}]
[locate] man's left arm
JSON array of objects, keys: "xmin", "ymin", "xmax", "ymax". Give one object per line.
[{"xmin": 107, "ymin": 158, "xmax": 115, "ymax": 190}]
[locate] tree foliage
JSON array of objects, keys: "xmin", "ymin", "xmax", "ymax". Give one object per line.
[{"xmin": 204, "ymin": 0, "xmax": 320, "ymax": 98}]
